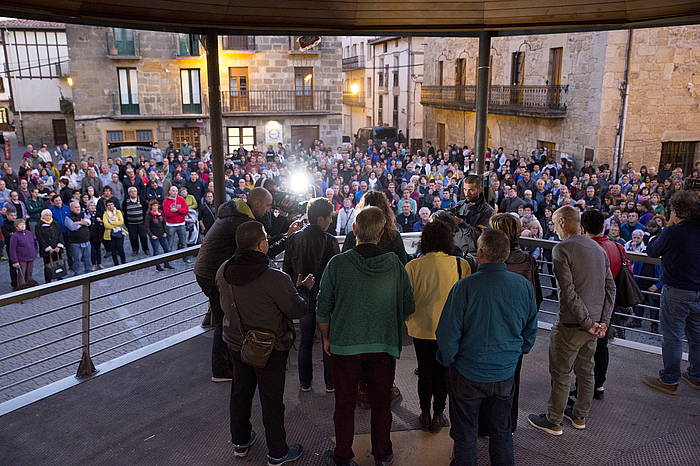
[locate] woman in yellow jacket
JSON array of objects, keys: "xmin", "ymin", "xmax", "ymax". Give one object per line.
[
  {"xmin": 103, "ymin": 199, "xmax": 128, "ymax": 266},
  {"xmin": 405, "ymin": 219, "xmax": 471, "ymax": 433}
]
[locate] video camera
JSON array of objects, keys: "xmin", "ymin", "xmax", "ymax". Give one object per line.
[{"xmin": 271, "ymin": 190, "xmax": 307, "ymax": 216}]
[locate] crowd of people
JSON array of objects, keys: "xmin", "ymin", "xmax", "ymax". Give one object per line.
[{"xmin": 1, "ymin": 136, "xmax": 698, "ymax": 464}]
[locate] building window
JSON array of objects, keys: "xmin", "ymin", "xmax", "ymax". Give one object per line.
[
  {"xmin": 136, "ymin": 130, "xmax": 153, "ymax": 142},
  {"xmin": 294, "ymin": 67, "xmax": 314, "ymax": 110},
  {"xmin": 117, "ymin": 68, "xmax": 139, "ymax": 115},
  {"xmin": 378, "ymin": 96, "xmax": 384, "ymax": 125},
  {"xmin": 660, "ymin": 141, "xmax": 697, "ymax": 176},
  {"xmin": 378, "ymin": 72, "xmax": 384, "ymax": 87},
  {"xmin": 437, "ymin": 60, "xmax": 444, "ymax": 86},
  {"xmin": 180, "ymin": 69, "xmax": 202, "ymax": 113},
  {"xmin": 4, "ymin": 29, "xmax": 69, "ymax": 79},
  {"xmin": 112, "ymin": 28, "xmax": 136, "ymax": 56},
  {"xmin": 393, "ymin": 71, "xmax": 399, "ymax": 87},
  {"xmin": 0, "ymin": 107, "xmax": 8, "ymax": 126},
  {"xmin": 222, "ymin": 36, "xmax": 254, "ymax": 51},
  {"xmin": 367, "ymin": 77, "xmax": 372, "ymax": 97},
  {"xmin": 178, "ymin": 34, "xmax": 201, "ymax": 57},
  {"xmin": 383, "ymin": 42, "xmax": 387, "ymax": 53},
  {"xmin": 511, "ymin": 51, "xmax": 525, "ymax": 86},
  {"xmin": 0, "ymin": 77, "xmax": 4, "ymax": 93},
  {"xmin": 392, "ymin": 95, "xmax": 399, "ymax": 127},
  {"xmin": 548, "ymin": 47, "xmax": 563, "ymax": 86},
  {"xmin": 227, "ymin": 126, "xmax": 256, "ymax": 152},
  {"xmin": 107, "ymin": 130, "xmax": 124, "ymax": 142}
]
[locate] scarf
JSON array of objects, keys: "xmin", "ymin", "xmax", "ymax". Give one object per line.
[{"xmin": 41, "ymin": 217, "xmax": 53, "ymax": 225}]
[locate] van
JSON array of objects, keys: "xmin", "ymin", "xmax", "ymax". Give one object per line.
[{"xmin": 355, "ymin": 126, "xmax": 398, "ymax": 152}]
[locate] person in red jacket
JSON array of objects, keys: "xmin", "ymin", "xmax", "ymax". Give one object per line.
[
  {"xmin": 570, "ymin": 209, "xmax": 630, "ymax": 403},
  {"xmin": 163, "ymin": 186, "xmax": 190, "ymax": 263}
]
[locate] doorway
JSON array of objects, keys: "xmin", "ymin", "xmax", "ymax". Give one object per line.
[
  {"xmin": 437, "ymin": 123, "xmax": 446, "ymax": 152},
  {"xmin": 52, "ymin": 119, "xmax": 68, "ymax": 146},
  {"xmin": 172, "ymin": 127, "xmax": 200, "ymax": 150},
  {"xmin": 228, "ymin": 67, "xmax": 250, "ymax": 112},
  {"xmin": 291, "ymin": 125, "xmax": 319, "ymax": 151}
]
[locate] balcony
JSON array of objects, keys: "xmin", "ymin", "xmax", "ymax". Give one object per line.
[
  {"xmin": 342, "ymin": 92, "xmax": 364, "ymax": 107},
  {"xmin": 105, "ymin": 28, "xmax": 140, "ymax": 59},
  {"xmin": 176, "ymin": 34, "xmax": 202, "ymax": 58},
  {"xmin": 421, "ymin": 84, "xmax": 569, "ymax": 118},
  {"xmin": 109, "ymin": 92, "xmax": 208, "ymax": 118},
  {"xmin": 342, "ymin": 55, "xmax": 365, "ymax": 71},
  {"xmin": 221, "ymin": 90, "xmax": 331, "ymax": 115},
  {"xmin": 221, "ymin": 35, "xmax": 255, "ymax": 52}
]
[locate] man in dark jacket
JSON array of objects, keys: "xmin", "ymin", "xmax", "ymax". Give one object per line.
[
  {"xmin": 283, "ymin": 198, "xmax": 340, "ymax": 392},
  {"xmin": 454, "ymin": 175, "xmax": 494, "ymax": 254},
  {"xmin": 194, "ymin": 187, "xmax": 299, "ymax": 382},
  {"xmin": 216, "ymin": 220, "xmax": 313, "ymax": 464}
]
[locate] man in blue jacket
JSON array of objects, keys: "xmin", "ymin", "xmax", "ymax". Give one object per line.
[
  {"xmin": 643, "ymin": 190, "xmax": 700, "ymax": 394},
  {"xmin": 437, "ymin": 228, "xmax": 538, "ymax": 466}
]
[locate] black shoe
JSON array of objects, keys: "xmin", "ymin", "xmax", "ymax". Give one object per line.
[
  {"xmin": 563, "ymin": 407, "xmax": 586, "ymax": 430},
  {"xmin": 527, "ymin": 413, "xmax": 563, "ymax": 436},
  {"xmin": 593, "ymin": 387, "xmax": 605, "ymax": 400},
  {"xmin": 155, "ymin": 266, "xmax": 164, "ymax": 272},
  {"xmin": 201, "ymin": 309, "xmax": 212, "ymax": 327},
  {"xmin": 375, "ymin": 454, "xmax": 394, "ymax": 466},
  {"xmin": 429, "ymin": 412, "xmax": 449, "ymax": 433},
  {"xmin": 323, "ymin": 450, "xmax": 358, "ymax": 466},
  {"xmin": 233, "ymin": 430, "xmax": 257, "ymax": 457},
  {"xmin": 164, "ymin": 263, "xmax": 174, "ymax": 269},
  {"xmin": 419, "ymin": 410, "xmax": 431, "ymax": 430}
]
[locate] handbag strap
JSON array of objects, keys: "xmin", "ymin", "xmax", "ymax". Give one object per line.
[
  {"xmin": 614, "ymin": 241, "xmax": 628, "ymax": 266},
  {"xmin": 456, "ymin": 256, "xmax": 462, "ymax": 279},
  {"xmin": 224, "ymin": 259, "xmax": 247, "ymax": 340}
]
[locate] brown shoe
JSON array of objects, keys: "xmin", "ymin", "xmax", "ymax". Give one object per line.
[
  {"xmin": 643, "ymin": 376, "xmax": 678, "ymax": 395},
  {"xmin": 681, "ymin": 372, "xmax": 700, "ymax": 390}
]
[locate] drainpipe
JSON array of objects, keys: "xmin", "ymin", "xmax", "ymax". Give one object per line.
[
  {"xmin": 406, "ymin": 37, "xmax": 412, "ymax": 142},
  {"xmin": 613, "ymin": 29, "xmax": 633, "ymax": 182}
]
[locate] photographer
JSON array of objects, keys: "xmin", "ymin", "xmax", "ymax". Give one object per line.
[
  {"xmin": 452, "ymin": 175, "xmax": 493, "ymax": 254},
  {"xmin": 194, "ymin": 188, "xmax": 300, "ymax": 383},
  {"xmin": 283, "ymin": 198, "xmax": 340, "ymax": 393}
]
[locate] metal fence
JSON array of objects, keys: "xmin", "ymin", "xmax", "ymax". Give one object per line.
[
  {"xmin": 220, "ymin": 90, "xmax": 331, "ymax": 114},
  {"xmin": 0, "ymin": 247, "xmax": 205, "ymax": 403},
  {"xmin": 0, "ymin": 232, "xmax": 674, "ymax": 405}
]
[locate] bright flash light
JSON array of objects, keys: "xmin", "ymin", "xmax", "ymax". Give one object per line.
[
  {"xmin": 304, "ymin": 73, "xmax": 313, "ymax": 82},
  {"xmin": 67, "ymin": 77, "xmax": 74, "ymax": 87},
  {"xmin": 350, "ymin": 83, "xmax": 360, "ymax": 94},
  {"xmin": 289, "ymin": 172, "xmax": 310, "ymax": 194}
]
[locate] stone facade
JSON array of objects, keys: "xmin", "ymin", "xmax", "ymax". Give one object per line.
[
  {"xmin": 66, "ymin": 26, "xmax": 343, "ymax": 159},
  {"xmin": 422, "ymin": 26, "xmax": 700, "ymax": 170},
  {"xmin": 15, "ymin": 113, "xmax": 76, "ymax": 149}
]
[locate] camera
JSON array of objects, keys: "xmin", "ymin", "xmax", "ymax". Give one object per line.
[{"xmin": 272, "ymin": 190, "xmax": 307, "ymax": 216}]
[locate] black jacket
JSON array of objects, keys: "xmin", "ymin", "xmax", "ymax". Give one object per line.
[
  {"xmin": 36, "ymin": 220, "xmax": 63, "ymax": 257},
  {"xmin": 454, "ymin": 194, "xmax": 494, "ymax": 254},
  {"xmin": 282, "ymin": 224, "xmax": 339, "ymax": 306},
  {"xmin": 216, "ymin": 250, "xmax": 306, "ymax": 351}
]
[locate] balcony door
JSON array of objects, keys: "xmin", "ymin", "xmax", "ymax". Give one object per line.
[
  {"xmin": 228, "ymin": 67, "xmax": 250, "ymax": 112},
  {"xmin": 180, "ymin": 69, "xmax": 201, "ymax": 114},
  {"xmin": 511, "ymin": 51, "xmax": 525, "ymax": 106},
  {"xmin": 113, "ymin": 28, "xmax": 135, "ymax": 55},
  {"xmin": 455, "ymin": 58, "xmax": 466, "ymax": 102},
  {"xmin": 548, "ymin": 47, "xmax": 563, "ymax": 107},
  {"xmin": 117, "ymin": 68, "xmax": 139, "ymax": 115},
  {"xmin": 294, "ymin": 67, "xmax": 314, "ymax": 111}
]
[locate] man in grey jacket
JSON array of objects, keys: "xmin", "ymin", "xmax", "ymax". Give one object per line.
[
  {"xmin": 529, "ymin": 205, "xmax": 615, "ymax": 435},
  {"xmin": 216, "ymin": 220, "xmax": 314, "ymax": 465}
]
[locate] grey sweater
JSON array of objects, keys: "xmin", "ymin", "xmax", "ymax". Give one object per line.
[{"xmin": 552, "ymin": 235, "xmax": 616, "ymax": 329}]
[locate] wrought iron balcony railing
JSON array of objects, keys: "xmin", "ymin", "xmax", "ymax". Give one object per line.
[
  {"xmin": 342, "ymin": 92, "xmax": 364, "ymax": 107},
  {"xmin": 109, "ymin": 92, "xmax": 208, "ymax": 117},
  {"xmin": 221, "ymin": 90, "xmax": 331, "ymax": 114},
  {"xmin": 421, "ymin": 84, "xmax": 568, "ymax": 118},
  {"xmin": 342, "ymin": 55, "xmax": 365, "ymax": 71}
]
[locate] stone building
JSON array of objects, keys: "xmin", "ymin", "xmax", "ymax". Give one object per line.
[
  {"xmin": 65, "ymin": 26, "xmax": 343, "ymax": 159},
  {"xmin": 341, "ymin": 36, "xmax": 424, "ymax": 148},
  {"xmin": 421, "ymin": 26, "xmax": 700, "ymax": 173},
  {"xmin": 0, "ymin": 19, "xmax": 76, "ymax": 148}
]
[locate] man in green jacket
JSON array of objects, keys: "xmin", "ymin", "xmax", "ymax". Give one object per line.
[{"xmin": 317, "ymin": 206, "xmax": 415, "ymax": 466}]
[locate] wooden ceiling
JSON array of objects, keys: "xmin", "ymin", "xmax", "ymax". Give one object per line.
[{"xmin": 1, "ymin": 0, "xmax": 699, "ymax": 36}]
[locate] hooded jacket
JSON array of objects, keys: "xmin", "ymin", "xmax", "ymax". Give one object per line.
[
  {"xmin": 454, "ymin": 193, "xmax": 494, "ymax": 254},
  {"xmin": 216, "ymin": 249, "xmax": 307, "ymax": 351},
  {"xmin": 194, "ymin": 199, "xmax": 254, "ymax": 280},
  {"xmin": 316, "ymin": 245, "xmax": 415, "ymax": 359}
]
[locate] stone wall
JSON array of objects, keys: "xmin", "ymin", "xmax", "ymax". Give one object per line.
[
  {"xmin": 67, "ymin": 26, "xmax": 343, "ymax": 155},
  {"xmin": 16, "ymin": 113, "xmax": 76, "ymax": 149}
]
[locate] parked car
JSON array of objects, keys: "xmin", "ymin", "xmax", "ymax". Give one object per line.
[{"xmin": 355, "ymin": 126, "xmax": 398, "ymax": 152}]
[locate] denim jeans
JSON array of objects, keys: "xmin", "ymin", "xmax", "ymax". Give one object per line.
[
  {"xmin": 167, "ymin": 224, "xmax": 187, "ymax": 261},
  {"xmin": 149, "ymin": 236, "xmax": 171, "ymax": 267},
  {"xmin": 659, "ymin": 285, "xmax": 700, "ymax": 385},
  {"xmin": 68, "ymin": 242, "xmax": 92, "ymax": 275},
  {"xmin": 448, "ymin": 367, "xmax": 514, "ymax": 466},
  {"xmin": 298, "ymin": 309, "xmax": 332, "ymax": 387}
]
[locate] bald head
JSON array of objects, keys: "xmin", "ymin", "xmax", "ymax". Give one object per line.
[
  {"xmin": 247, "ymin": 187, "xmax": 273, "ymax": 219},
  {"xmin": 553, "ymin": 205, "xmax": 581, "ymax": 239}
]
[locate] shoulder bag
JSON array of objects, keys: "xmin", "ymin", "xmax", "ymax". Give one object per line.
[
  {"xmin": 613, "ymin": 242, "xmax": 644, "ymax": 308},
  {"xmin": 229, "ymin": 282, "xmax": 277, "ymax": 368}
]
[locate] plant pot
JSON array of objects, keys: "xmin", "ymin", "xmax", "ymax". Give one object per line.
[{"xmin": 109, "ymin": 47, "xmax": 119, "ymax": 56}]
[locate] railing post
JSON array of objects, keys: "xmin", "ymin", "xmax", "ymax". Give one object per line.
[{"xmin": 76, "ymin": 282, "xmax": 96, "ymax": 378}]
